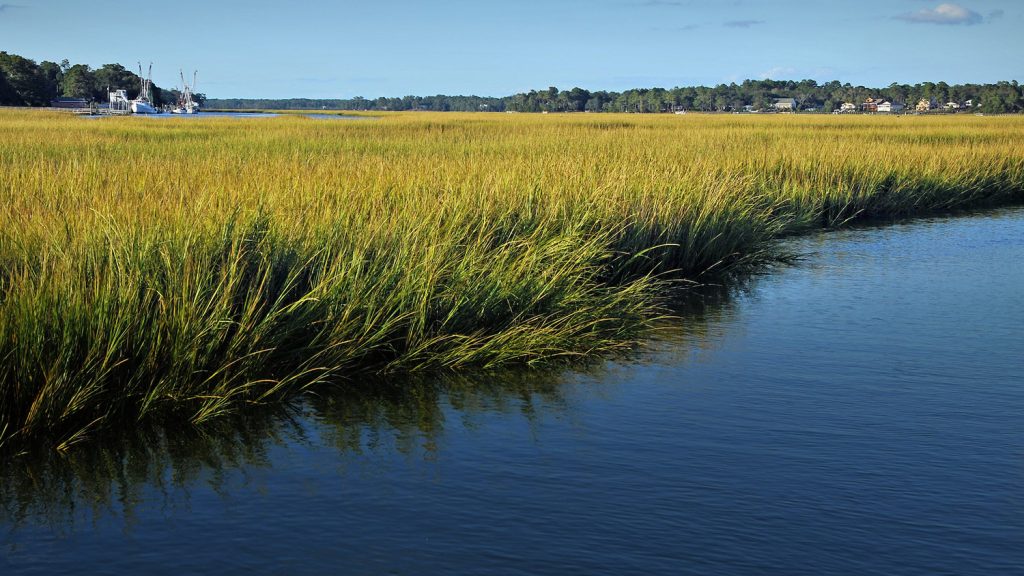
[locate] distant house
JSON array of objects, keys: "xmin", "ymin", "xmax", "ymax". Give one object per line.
[
  {"xmin": 839, "ymin": 102, "xmax": 858, "ymax": 113},
  {"xmin": 915, "ymin": 98, "xmax": 937, "ymax": 112},
  {"xmin": 774, "ymin": 97, "xmax": 797, "ymax": 111},
  {"xmin": 861, "ymin": 97, "xmax": 880, "ymax": 113},
  {"xmin": 964, "ymin": 99, "xmax": 974, "ymax": 108},
  {"xmin": 742, "ymin": 105, "xmax": 756, "ymax": 113},
  {"xmin": 50, "ymin": 98, "xmax": 88, "ymax": 109},
  {"xmin": 945, "ymin": 101, "xmax": 961, "ymax": 110},
  {"xmin": 876, "ymin": 101, "xmax": 905, "ymax": 113}
]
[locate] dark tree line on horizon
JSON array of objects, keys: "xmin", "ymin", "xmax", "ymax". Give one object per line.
[
  {"xmin": 209, "ymin": 80, "xmax": 1024, "ymax": 115},
  {"xmin": 210, "ymin": 80, "xmax": 1023, "ymax": 114},
  {"xmin": 3, "ymin": 50, "xmax": 1020, "ymax": 114},
  {"xmin": 0, "ymin": 51, "xmax": 205, "ymax": 107}
]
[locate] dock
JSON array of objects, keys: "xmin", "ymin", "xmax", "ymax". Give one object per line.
[{"xmin": 72, "ymin": 107, "xmax": 132, "ymax": 116}]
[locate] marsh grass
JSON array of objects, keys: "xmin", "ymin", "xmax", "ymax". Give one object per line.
[{"xmin": 1, "ymin": 110, "xmax": 1022, "ymax": 450}]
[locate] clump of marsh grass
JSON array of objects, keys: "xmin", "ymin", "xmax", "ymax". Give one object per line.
[{"xmin": 0, "ymin": 209, "xmax": 663, "ymax": 450}]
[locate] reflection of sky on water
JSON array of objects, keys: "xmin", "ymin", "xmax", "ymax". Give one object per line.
[
  {"xmin": 81, "ymin": 113, "xmax": 369, "ymax": 120},
  {"xmin": 2, "ymin": 208, "xmax": 1022, "ymax": 576}
]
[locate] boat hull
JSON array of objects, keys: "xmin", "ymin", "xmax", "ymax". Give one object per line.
[{"xmin": 131, "ymin": 101, "xmax": 158, "ymax": 114}]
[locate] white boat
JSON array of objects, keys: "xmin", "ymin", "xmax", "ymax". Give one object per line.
[
  {"xmin": 132, "ymin": 100, "xmax": 158, "ymax": 114},
  {"xmin": 131, "ymin": 63, "xmax": 158, "ymax": 114},
  {"xmin": 172, "ymin": 70, "xmax": 200, "ymax": 114},
  {"xmin": 108, "ymin": 89, "xmax": 131, "ymax": 113}
]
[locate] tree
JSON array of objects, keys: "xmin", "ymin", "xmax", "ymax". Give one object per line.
[
  {"xmin": 566, "ymin": 87, "xmax": 590, "ymax": 112},
  {"xmin": 0, "ymin": 51, "xmax": 49, "ymax": 105},
  {"xmin": 93, "ymin": 63, "xmax": 141, "ymax": 100},
  {"xmin": 692, "ymin": 88, "xmax": 713, "ymax": 112},
  {"xmin": 0, "ymin": 68, "xmax": 19, "ymax": 105},
  {"xmin": 753, "ymin": 94, "xmax": 773, "ymax": 111},
  {"xmin": 61, "ymin": 64, "xmax": 95, "ymax": 99},
  {"xmin": 38, "ymin": 61, "xmax": 63, "ymax": 99}
]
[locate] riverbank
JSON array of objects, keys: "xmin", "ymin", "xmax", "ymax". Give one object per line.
[{"xmin": 1, "ymin": 110, "xmax": 1022, "ymax": 450}]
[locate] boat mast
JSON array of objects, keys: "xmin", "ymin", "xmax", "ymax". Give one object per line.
[{"xmin": 137, "ymin": 62, "xmax": 152, "ymax": 102}]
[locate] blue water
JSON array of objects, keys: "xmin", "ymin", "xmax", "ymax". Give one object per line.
[
  {"xmin": 301, "ymin": 113, "xmax": 370, "ymax": 120},
  {"xmin": 79, "ymin": 111, "xmax": 277, "ymax": 119},
  {"xmin": 2, "ymin": 208, "xmax": 1022, "ymax": 575},
  {"xmin": 81, "ymin": 112, "xmax": 367, "ymax": 119}
]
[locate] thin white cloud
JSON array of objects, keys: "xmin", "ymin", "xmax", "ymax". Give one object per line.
[
  {"xmin": 895, "ymin": 3, "xmax": 983, "ymax": 25},
  {"xmin": 758, "ymin": 66, "xmax": 836, "ymax": 80},
  {"xmin": 723, "ymin": 19, "xmax": 764, "ymax": 28},
  {"xmin": 759, "ymin": 67, "xmax": 796, "ymax": 79},
  {"xmin": 652, "ymin": 24, "xmax": 701, "ymax": 31}
]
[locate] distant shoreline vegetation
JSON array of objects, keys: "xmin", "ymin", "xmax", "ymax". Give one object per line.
[
  {"xmin": 1, "ymin": 51, "xmax": 1020, "ymax": 115},
  {"xmin": 0, "ymin": 51, "xmax": 204, "ymax": 108},
  {"xmin": 207, "ymin": 81, "xmax": 1024, "ymax": 115}
]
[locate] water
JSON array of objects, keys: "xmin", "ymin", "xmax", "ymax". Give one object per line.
[
  {"xmin": 300, "ymin": 113, "xmax": 370, "ymax": 120},
  {"xmin": 80, "ymin": 112, "xmax": 367, "ymax": 119},
  {"xmin": 79, "ymin": 111, "xmax": 277, "ymax": 119},
  {"xmin": 2, "ymin": 208, "xmax": 1022, "ymax": 575}
]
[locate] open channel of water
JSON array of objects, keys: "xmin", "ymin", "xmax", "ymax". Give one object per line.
[
  {"xmin": 2, "ymin": 208, "xmax": 1021, "ymax": 575},
  {"xmin": 80, "ymin": 112, "xmax": 367, "ymax": 119}
]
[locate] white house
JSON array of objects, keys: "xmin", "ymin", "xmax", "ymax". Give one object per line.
[
  {"xmin": 839, "ymin": 102, "xmax": 858, "ymax": 113},
  {"xmin": 774, "ymin": 98, "xmax": 797, "ymax": 111},
  {"xmin": 876, "ymin": 101, "xmax": 905, "ymax": 113}
]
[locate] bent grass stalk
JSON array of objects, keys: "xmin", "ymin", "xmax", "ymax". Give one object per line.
[{"xmin": 1, "ymin": 110, "xmax": 1022, "ymax": 449}]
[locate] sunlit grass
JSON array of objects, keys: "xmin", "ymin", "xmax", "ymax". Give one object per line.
[{"xmin": 1, "ymin": 110, "xmax": 1022, "ymax": 450}]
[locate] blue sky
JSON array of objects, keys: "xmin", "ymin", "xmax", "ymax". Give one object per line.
[{"xmin": 0, "ymin": 0, "xmax": 1020, "ymax": 98}]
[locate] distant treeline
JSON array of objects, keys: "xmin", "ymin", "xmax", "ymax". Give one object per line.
[
  {"xmin": 0, "ymin": 51, "xmax": 204, "ymax": 107},
  {"xmin": 4, "ymin": 50, "xmax": 1020, "ymax": 114},
  {"xmin": 209, "ymin": 80, "xmax": 1024, "ymax": 114}
]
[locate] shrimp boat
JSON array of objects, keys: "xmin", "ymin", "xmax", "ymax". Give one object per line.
[
  {"xmin": 131, "ymin": 62, "xmax": 158, "ymax": 114},
  {"xmin": 172, "ymin": 70, "xmax": 200, "ymax": 114}
]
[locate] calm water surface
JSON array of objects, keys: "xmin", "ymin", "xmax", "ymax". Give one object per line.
[
  {"xmin": 2, "ymin": 209, "xmax": 1022, "ymax": 575},
  {"xmin": 81, "ymin": 112, "xmax": 367, "ymax": 119}
]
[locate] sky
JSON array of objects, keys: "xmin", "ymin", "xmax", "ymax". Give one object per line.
[{"xmin": 0, "ymin": 0, "xmax": 1020, "ymax": 98}]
